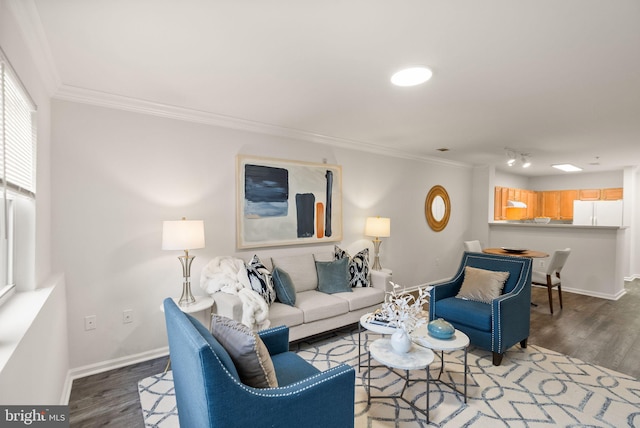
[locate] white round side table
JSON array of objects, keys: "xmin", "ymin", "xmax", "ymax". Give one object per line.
[
  {"xmin": 358, "ymin": 313, "xmax": 397, "ymax": 371},
  {"xmin": 412, "ymin": 326, "xmax": 470, "ymax": 402},
  {"xmin": 367, "ymin": 338, "xmax": 435, "ymax": 423},
  {"xmin": 160, "ymin": 295, "xmax": 214, "ymax": 372}
]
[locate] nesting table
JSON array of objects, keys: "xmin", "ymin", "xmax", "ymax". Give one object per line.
[
  {"xmin": 358, "ymin": 313, "xmax": 397, "ymax": 371},
  {"xmin": 367, "ymin": 338, "xmax": 434, "ymax": 422},
  {"xmin": 412, "ymin": 326, "xmax": 470, "ymax": 403}
]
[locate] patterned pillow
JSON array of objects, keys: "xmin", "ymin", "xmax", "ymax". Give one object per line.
[
  {"xmin": 334, "ymin": 245, "xmax": 370, "ymax": 287},
  {"xmin": 246, "ymin": 255, "xmax": 276, "ymax": 305}
]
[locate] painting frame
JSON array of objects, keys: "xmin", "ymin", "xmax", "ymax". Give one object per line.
[{"xmin": 236, "ymin": 155, "xmax": 343, "ymax": 249}]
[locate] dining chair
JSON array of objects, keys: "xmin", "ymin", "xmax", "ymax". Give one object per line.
[
  {"xmin": 531, "ymin": 248, "xmax": 571, "ymax": 314},
  {"xmin": 463, "ymin": 240, "xmax": 483, "ymax": 253}
]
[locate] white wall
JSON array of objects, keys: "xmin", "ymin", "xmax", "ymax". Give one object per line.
[
  {"xmin": 0, "ymin": 0, "xmax": 66, "ymax": 404},
  {"xmin": 495, "ymin": 170, "xmax": 530, "ymax": 189},
  {"xmin": 51, "ymin": 99, "xmax": 474, "ymax": 370},
  {"xmin": 529, "ymin": 170, "xmax": 623, "ymax": 191}
]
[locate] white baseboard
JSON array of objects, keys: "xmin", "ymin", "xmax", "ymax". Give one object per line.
[
  {"xmin": 532, "ymin": 284, "xmax": 627, "ymax": 301},
  {"xmin": 61, "ymin": 346, "xmax": 169, "ymax": 404}
]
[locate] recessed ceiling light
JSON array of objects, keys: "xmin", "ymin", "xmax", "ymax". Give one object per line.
[
  {"xmin": 391, "ymin": 67, "xmax": 433, "ymax": 87},
  {"xmin": 552, "ymin": 164, "xmax": 583, "ymax": 172}
]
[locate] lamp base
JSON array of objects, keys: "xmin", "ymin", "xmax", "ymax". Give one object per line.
[
  {"xmin": 178, "ymin": 253, "xmax": 196, "ymax": 307},
  {"xmin": 179, "ymin": 280, "xmax": 195, "ymax": 307},
  {"xmin": 372, "ymin": 239, "xmax": 382, "ymax": 270}
]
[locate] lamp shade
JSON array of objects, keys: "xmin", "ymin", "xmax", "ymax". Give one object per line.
[
  {"xmin": 162, "ymin": 219, "xmax": 205, "ymax": 250},
  {"xmin": 365, "ymin": 217, "xmax": 391, "ymax": 238}
]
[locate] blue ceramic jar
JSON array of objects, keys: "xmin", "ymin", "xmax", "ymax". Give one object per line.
[{"xmin": 427, "ymin": 318, "xmax": 455, "ymax": 339}]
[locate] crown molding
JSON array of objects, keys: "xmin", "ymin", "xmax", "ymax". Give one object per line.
[
  {"xmin": 6, "ymin": 0, "xmax": 62, "ymax": 96},
  {"xmin": 54, "ymin": 84, "xmax": 469, "ymax": 168}
]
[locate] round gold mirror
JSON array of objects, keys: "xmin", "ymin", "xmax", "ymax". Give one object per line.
[{"xmin": 425, "ymin": 185, "xmax": 450, "ymax": 232}]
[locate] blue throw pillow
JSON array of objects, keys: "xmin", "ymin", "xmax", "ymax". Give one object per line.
[
  {"xmin": 316, "ymin": 258, "xmax": 352, "ymax": 294},
  {"xmin": 272, "ymin": 267, "xmax": 296, "ymax": 306}
]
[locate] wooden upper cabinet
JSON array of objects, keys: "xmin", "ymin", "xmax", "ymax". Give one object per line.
[
  {"xmin": 493, "ymin": 186, "xmax": 621, "ymax": 221},
  {"xmin": 579, "ymin": 189, "xmax": 601, "ymax": 200},
  {"xmin": 541, "ymin": 191, "xmax": 560, "ymax": 218},
  {"xmin": 559, "ymin": 190, "xmax": 578, "ymax": 219},
  {"xmin": 602, "ymin": 188, "xmax": 623, "ymax": 200},
  {"xmin": 494, "ymin": 187, "xmax": 503, "ymax": 220}
]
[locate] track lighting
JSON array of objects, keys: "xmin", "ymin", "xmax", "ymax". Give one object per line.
[{"xmin": 505, "ymin": 149, "xmax": 532, "ymax": 168}]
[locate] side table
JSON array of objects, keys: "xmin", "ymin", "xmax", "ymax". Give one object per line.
[
  {"xmin": 368, "ymin": 338, "xmax": 434, "ymax": 423},
  {"xmin": 160, "ymin": 295, "xmax": 214, "ymax": 372},
  {"xmin": 358, "ymin": 313, "xmax": 397, "ymax": 371},
  {"xmin": 412, "ymin": 327, "xmax": 470, "ymax": 403}
]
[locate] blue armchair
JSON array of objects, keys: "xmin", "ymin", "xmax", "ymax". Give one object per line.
[
  {"xmin": 429, "ymin": 252, "xmax": 532, "ymax": 366},
  {"xmin": 164, "ymin": 298, "xmax": 355, "ymax": 428}
]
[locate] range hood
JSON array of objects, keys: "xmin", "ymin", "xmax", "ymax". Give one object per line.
[{"xmin": 506, "ymin": 200, "xmax": 527, "ymax": 208}]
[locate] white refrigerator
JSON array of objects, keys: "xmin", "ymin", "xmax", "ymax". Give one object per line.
[{"xmin": 573, "ymin": 200, "xmax": 623, "ymax": 226}]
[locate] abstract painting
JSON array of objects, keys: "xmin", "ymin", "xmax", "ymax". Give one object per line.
[{"xmin": 237, "ymin": 155, "xmax": 342, "ymax": 248}]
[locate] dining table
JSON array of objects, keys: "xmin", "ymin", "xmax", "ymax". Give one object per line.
[{"xmin": 483, "ymin": 247, "xmax": 549, "ymax": 258}]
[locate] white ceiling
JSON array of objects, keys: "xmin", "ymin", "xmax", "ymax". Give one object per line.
[{"xmin": 26, "ymin": 0, "xmax": 640, "ymax": 176}]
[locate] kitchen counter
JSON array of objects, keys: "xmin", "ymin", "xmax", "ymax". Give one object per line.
[
  {"xmin": 487, "ymin": 223, "xmax": 627, "ymax": 300},
  {"xmin": 489, "ymin": 222, "xmax": 626, "ymax": 230}
]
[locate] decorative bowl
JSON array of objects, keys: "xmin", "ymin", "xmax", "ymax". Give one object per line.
[
  {"xmin": 534, "ymin": 217, "xmax": 551, "ymax": 224},
  {"xmin": 427, "ymin": 318, "xmax": 455, "ymax": 340}
]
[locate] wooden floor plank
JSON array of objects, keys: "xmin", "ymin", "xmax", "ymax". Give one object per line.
[{"xmin": 68, "ymin": 279, "xmax": 640, "ymax": 427}]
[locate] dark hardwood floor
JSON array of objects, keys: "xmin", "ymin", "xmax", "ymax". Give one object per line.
[{"xmin": 68, "ymin": 279, "xmax": 640, "ymax": 427}]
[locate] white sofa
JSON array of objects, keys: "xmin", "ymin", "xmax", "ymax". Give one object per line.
[{"xmin": 211, "ymin": 252, "xmax": 392, "ymax": 341}]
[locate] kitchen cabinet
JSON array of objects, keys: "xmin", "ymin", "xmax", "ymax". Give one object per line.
[
  {"xmin": 579, "ymin": 189, "xmax": 601, "ymax": 200},
  {"xmin": 602, "ymin": 188, "xmax": 623, "ymax": 200},
  {"xmin": 495, "ymin": 186, "xmax": 532, "ymax": 220},
  {"xmin": 541, "ymin": 191, "xmax": 560, "ymax": 218},
  {"xmin": 539, "ymin": 190, "xmax": 578, "ymax": 219},
  {"xmin": 579, "ymin": 187, "xmax": 622, "ymax": 201},
  {"xmin": 494, "ymin": 186, "xmax": 622, "ymax": 221},
  {"xmin": 559, "ymin": 190, "xmax": 578, "ymax": 219},
  {"xmin": 494, "ymin": 187, "xmax": 509, "ymax": 220}
]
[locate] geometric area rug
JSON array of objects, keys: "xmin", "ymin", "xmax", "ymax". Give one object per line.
[{"xmin": 139, "ymin": 328, "xmax": 640, "ymax": 427}]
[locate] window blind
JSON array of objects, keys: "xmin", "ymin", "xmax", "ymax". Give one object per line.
[{"xmin": 1, "ymin": 49, "xmax": 36, "ymax": 199}]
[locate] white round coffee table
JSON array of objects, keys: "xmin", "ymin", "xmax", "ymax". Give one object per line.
[
  {"xmin": 368, "ymin": 338, "xmax": 434, "ymax": 423},
  {"xmin": 358, "ymin": 313, "xmax": 397, "ymax": 371},
  {"xmin": 412, "ymin": 326, "xmax": 470, "ymax": 402}
]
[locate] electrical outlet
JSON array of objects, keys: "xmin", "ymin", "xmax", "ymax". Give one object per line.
[
  {"xmin": 538, "ymin": 260, "xmax": 545, "ymax": 268},
  {"xmin": 85, "ymin": 315, "xmax": 96, "ymax": 330},
  {"xmin": 123, "ymin": 310, "xmax": 133, "ymax": 324}
]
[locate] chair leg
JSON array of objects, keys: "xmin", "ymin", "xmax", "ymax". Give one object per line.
[
  {"xmin": 492, "ymin": 352, "xmax": 503, "ymax": 366},
  {"xmin": 547, "ymin": 284, "xmax": 554, "ymax": 314},
  {"xmin": 520, "ymin": 338, "xmax": 528, "ymax": 348},
  {"xmin": 558, "ymin": 284, "xmax": 563, "ymax": 310}
]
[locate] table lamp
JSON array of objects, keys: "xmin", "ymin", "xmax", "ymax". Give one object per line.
[
  {"xmin": 365, "ymin": 216, "xmax": 390, "ymax": 270},
  {"xmin": 162, "ymin": 217, "xmax": 205, "ymax": 306}
]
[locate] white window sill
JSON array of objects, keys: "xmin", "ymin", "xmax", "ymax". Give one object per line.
[{"xmin": 0, "ymin": 287, "xmax": 53, "ymax": 371}]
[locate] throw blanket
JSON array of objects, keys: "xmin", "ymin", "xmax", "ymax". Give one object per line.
[{"xmin": 200, "ymin": 256, "xmax": 270, "ymax": 330}]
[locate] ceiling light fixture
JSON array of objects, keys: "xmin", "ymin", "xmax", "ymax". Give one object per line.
[
  {"xmin": 391, "ymin": 67, "xmax": 433, "ymax": 87},
  {"xmin": 505, "ymin": 148, "xmax": 532, "ymax": 168},
  {"xmin": 552, "ymin": 164, "xmax": 583, "ymax": 172}
]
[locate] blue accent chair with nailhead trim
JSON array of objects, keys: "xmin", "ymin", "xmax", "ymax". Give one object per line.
[
  {"xmin": 164, "ymin": 298, "xmax": 355, "ymax": 428},
  {"xmin": 429, "ymin": 252, "xmax": 532, "ymax": 366}
]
